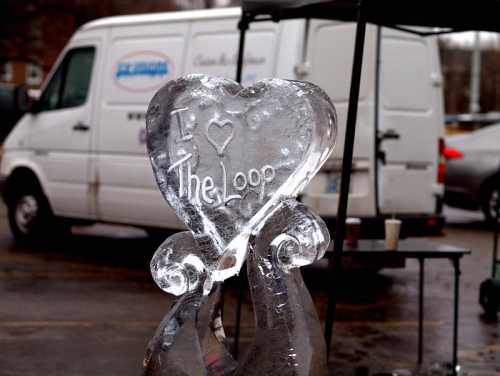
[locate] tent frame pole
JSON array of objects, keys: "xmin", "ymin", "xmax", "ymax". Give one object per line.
[
  {"xmin": 324, "ymin": 0, "xmax": 367, "ymax": 356},
  {"xmin": 236, "ymin": 14, "xmax": 249, "ymax": 84},
  {"xmin": 234, "ymin": 3, "xmax": 368, "ymax": 361},
  {"xmin": 232, "ymin": 13, "xmax": 249, "ymax": 359}
]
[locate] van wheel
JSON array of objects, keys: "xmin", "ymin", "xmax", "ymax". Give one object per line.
[
  {"xmin": 7, "ymin": 187, "xmax": 68, "ymax": 243},
  {"xmin": 481, "ymin": 179, "xmax": 500, "ymax": 224}
]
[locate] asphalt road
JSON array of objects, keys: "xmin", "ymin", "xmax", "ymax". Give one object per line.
[{"xmin": 0, "ymin": 205, "xmax": 499, "ymax": 375}]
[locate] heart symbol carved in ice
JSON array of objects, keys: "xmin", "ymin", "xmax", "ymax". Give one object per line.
[
  {"xmin": 206, "ymin": 119, "xmax": 235, "ymax": 156},
  {"xmin": 146, "ymin": 75, "xmax": 336, "ymax": 281}
]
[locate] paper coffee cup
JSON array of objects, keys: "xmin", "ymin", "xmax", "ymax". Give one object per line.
[
  {"xmin": 346, "ymin": 217, "xmax": 361, "ymax": 247},
  {"xmin": 385, "ymin": 219, "xmax": 401, "ymax": 250}
]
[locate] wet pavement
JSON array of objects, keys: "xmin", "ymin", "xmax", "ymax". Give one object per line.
[{"xmin": 0, "ymin": 205, "xmax": 499, "ymax": 375}]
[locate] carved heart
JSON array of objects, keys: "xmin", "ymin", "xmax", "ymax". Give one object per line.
[
  {"xmin": 206, "ymin": 119, "xmax": 234, "ymax": 156},
  {"xmin": 146, "ymin": 75, "xmax": 336, "ymax": 281}
]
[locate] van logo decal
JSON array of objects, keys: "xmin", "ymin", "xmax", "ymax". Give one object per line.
[{"xmin": 114, "ymin": 51, "xmax": 174, "ymax": 92}]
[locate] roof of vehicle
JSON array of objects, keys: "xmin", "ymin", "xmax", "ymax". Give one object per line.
[{"xmin": 81, "ymin": 7, "xmax": 241, "ymax": 31}]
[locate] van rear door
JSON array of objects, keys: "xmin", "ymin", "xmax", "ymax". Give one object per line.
[
  {"xmin": 301, "ymin": 20, "xmax": 377, "ymax": 218},
  {"xmin": 378, "ymin": 29, "xmax": 443, "ymax": 215}
]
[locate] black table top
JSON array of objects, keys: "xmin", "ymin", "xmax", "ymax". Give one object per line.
[{"xmin": 326, "ymin": 239, "xmax": 471, "ymax": 259}]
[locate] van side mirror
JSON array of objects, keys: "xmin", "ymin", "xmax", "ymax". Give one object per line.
[
  {"xmin": 17, "ymin": 86, "xmax": 42, "ymax": 114},
  {"xmin": 28, "ymin": 89, "xmax": 42, "ymax": 114}
]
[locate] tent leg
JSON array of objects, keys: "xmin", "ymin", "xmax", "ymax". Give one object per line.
[
  {"xmin": 232, "ymin": 13, "xmax": 249, "ymax": 358},
  {"xmin": 236, "ymin": 14, "xmax": 249, "ymax": 83},
  {"xmin": 492, "ymin": 164, "xmax": 500, "ymax": 278},
  {"xmin": 324, "ymin": 4, "xmax": 367, "ymax": 357}
]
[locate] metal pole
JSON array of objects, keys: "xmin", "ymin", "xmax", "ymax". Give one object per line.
[
  {"xmin": 232, "ymin": 14, "xmax": 248, "ymax": 358},
  {"xmin": 493, "ymin": 212, "xmax": 499, "ymax": 278},
  {"xmin": 492, "ymin": 164, "xmax": 500, "ymax": 278},
  {"xmin": 418, "ymin": 259, "xmax": 425, "ymax": 366},
  {"xmin": 233, "ymin": 270, "xmax": 245, "ymax": 358},
  {"xmin": 469, "ymin": 32, "xmax": 481, "ymax": 114},
  {"xmin": 324, "ymin": 0, "xmax": 367, "ymax": 356},
  {"xmin": 374, "ymin": 26, "xmax": 382, "ymax": 216},
  {"xmin": 236, "ymin": 15, "xmax": 248, "ymax": 84},
  {"xmin": 452, "ymin": 258, "xmax": 461, "ymax": 376}
]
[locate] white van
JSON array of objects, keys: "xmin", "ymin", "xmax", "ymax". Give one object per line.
[{"xmin": 0, "ymin": 7, "xmax": 445, "ymax": 242}]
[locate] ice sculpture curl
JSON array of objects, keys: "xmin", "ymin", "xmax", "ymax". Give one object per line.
[{"xmin": 143, "ymin": 75, "xmax": 336, "ymax": 376}]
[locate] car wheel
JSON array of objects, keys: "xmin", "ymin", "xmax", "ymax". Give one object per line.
[
  {"xmin": 7, "ymin": 187, "xmax": 67, "ymax": 243},
  {"xmin": 481, "ymin": 179, "xmax": 500, "ymax": 224}
]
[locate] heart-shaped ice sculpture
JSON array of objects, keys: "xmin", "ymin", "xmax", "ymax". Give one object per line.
[{"xmin": 146, "ymin": 75, "xmax": 336, "ymax": 281}]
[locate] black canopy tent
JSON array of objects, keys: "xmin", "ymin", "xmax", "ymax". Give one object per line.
[
  {"xmin": 240, "ymin": 0, "xmax": 500, "ymax": 33},
  {"xmin": 234, "ymin": 0, "xmax": 500, "ymax": 373}
]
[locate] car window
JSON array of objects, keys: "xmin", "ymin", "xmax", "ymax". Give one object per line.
[{"xmin": 38, "ymin": 46, "xmax": 95, "ymax": 112}]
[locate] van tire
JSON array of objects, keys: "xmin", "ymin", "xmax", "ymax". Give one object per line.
[
  {"xmin": 7, "ymin": 185, "xmax": 68, "ymax": 244},
  {"xmin": 481, "ymin": 177, "xmax": 500, "ymax": 224}
]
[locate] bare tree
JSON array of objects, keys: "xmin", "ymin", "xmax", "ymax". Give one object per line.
[{"xmin": 0, "ymin": 0, "xmax": 176, "ymax": 71}]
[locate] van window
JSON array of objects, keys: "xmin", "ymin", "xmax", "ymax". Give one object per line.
[
  {"xmin": 381, "ymin": 38, "xmax": 431, "ymax": 112},
  {"xmin": 308, "ymin": 22, "xmax": 370, "ymax": 103},
  {"xmin": 38, "ymin": 47, "xmax": 95, "ymax": 111}
]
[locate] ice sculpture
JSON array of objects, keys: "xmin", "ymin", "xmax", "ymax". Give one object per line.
[
  {"xmin": 235, "ymin": 199, "xmax": 329, "ymax": 376},
  {"xmin": 144, "ymin": 74, "xmax": 336, "ymax": 375}
]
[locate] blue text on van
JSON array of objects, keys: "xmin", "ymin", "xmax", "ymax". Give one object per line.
[{"xmin": 115, "ymin": 61, "xmax": 169, "ymax": 78}]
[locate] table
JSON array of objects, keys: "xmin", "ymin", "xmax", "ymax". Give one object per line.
[
  {"xmin": 232, "ymin": 239, "xmax": 470, "ymax": 375},
  {"xmin": 324, "ymin": 239, "xmax": 471, "ymax": 375}
]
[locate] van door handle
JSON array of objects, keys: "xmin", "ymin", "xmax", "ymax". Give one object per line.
[
  {"xmin": 73, "ymin": 122, "xmax": 90, "ymax": 132},
  {"xmin": 377, "ymin": 129, "xmax": 400, "ymax": 141},
  {"xmin": 376, "ymin": 129, "xmax": 400, "ymax": 164}
]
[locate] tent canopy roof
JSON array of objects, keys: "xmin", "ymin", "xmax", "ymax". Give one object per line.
[{"xmin": 242, "ymin": 0, "xmax": 500, "ymax": 33}]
